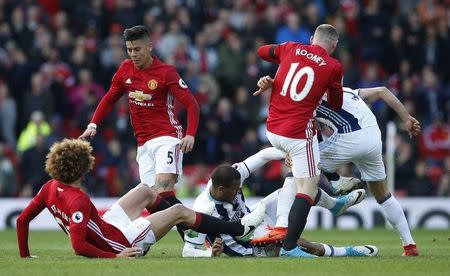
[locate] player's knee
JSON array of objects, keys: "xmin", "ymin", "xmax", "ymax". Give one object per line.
[
  {"xmin": 136, "ymin": 183, "xmax": 157, "ymax": 201},
  {"xmin": 368, "ymin": 180, "xmax": 388, "ymax": 200},
  {"xmin": 168, "ymin": 204, "xmax": 190, "ymax": 221}
]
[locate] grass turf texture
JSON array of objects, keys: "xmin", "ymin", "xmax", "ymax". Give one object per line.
[{"xmin": 0, "ymin": 229, "xmax": 448, "ymax": 276}]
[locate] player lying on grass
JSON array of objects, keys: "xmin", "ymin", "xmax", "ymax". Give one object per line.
[
  {"xmin": 253, "ymin": 76, "xmax": 420, "ymax": 256},
  {"xmin": 16, "ymin": 139, "xmax": 265, "ymax": 258},
  {"xmin": 182, "ymin": 148, "xmax": 375, "ymax": 257}
]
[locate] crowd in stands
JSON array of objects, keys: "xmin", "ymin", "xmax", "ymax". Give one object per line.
[{"xmin": 0, "ymin": 0, "xmax": 449, "ymax": 198}]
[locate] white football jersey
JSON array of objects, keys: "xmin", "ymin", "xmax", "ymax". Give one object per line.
[
  {"xmin": 316, "ymin": 87, "xmax": 378, "ymax": 134},
  {"xmin": 184, "ymin": 163, "xmax": 253, "ymax": 256}
]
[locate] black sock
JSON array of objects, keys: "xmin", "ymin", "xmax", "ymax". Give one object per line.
[
  {"xmin": 283, "ymin": 193, "xmax": 313, "ymax": 251},
  {"xmin": 190, "ymin": 212, "xmax": 244, "ymax": 236},
  {"xmin": 146, "ymin": 195, "xmax": 172, "ymax": 213},
  {"xmin": 164, "ymin": 192, "xmax": 183, "ymax": 206},
  {"xmin": 324, "ymin": 171, "xmax": 340, "ymax": 181}
]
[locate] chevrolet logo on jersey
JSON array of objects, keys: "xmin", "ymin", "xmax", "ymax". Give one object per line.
[{"xmin": 129, "ymin": 90, "xmax": 152, "ymax": 102}]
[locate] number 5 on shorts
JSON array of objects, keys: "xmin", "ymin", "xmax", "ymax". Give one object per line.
[{"xmin": 167, "ymin": 151, "xmax": 174, "ymax": 164}]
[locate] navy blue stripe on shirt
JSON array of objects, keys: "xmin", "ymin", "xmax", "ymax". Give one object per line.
[{"xmin": 317, "ymin": 100, "xmax": 361, "ymax": 133}]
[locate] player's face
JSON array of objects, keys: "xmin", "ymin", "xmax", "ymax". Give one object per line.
[
  {"xmin": 220, "ymin": 179, "xmax": 241, "ymax": 203},
  {"xmin": 125, "ymin": 39, "xmax": 152, "ymax": 69}
]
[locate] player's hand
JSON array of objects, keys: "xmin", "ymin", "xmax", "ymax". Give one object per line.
[
  {"xmin": 403, "ymin": 116, "xmax": 421, "ymax": 138},
  {"xmin": 78, "ymin": 125, "xmax": 97, "ymax": 140},
  {"xmin": 253, "ymin": 75, "xmax": 274, "ymax": 96},
  {"xmin": 179, "ymin": 135, "xmax": 195, "ymax": 153},
  {"xmin": 116, "ymin": 247, "xmax": 143, "ymax": 258},
  {"xmin": 211, "ymin": 238, "xmax": 223, "ymax": 257},
  {"xmin": 285, "ymin": 154, "xmax": 293, "ymax": 168}
]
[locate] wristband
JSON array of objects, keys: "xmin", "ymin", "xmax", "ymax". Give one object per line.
[{"xmin": 87, "ymin": 123, "xmax": 97, "ymax": 129}]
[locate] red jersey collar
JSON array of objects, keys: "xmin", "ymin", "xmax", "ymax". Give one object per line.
[{"xmin": 311, "ymin": 44, "xmax": 328, "ymax": 56}]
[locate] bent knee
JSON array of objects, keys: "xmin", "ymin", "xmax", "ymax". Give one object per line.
[
  {"xmin": 136, "ymin": 183, "xmax": 157, "ymax": 199},
  {"xmin": 169, "ymin": 204, "xmax": 190, "ymax": 217}
]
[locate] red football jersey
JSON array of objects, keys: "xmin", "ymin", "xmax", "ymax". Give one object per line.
[
  {"xmin": 16, "ymin": 179, "xmax": 130, "ymax": 258},
  {"xmin": 258, "ymin": 42, "xmax": 343, "ymax": 139},
  {"xmin": 91, "ymin": 57, "xmax": 199, "ymax": 146}
]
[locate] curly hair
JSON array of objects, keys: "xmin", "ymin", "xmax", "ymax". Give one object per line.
[{"xmin": 45, "ymin": 139, "xmax": 95, "ymax": 184}]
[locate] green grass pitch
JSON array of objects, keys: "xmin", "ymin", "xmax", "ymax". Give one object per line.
[{"xmin": 0, "ymin": 229, "xmax": 448, "ymax": 276}]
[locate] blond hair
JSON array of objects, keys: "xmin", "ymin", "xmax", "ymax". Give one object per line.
[
  {"xmin": 314, "ymin": 24, "xmax": 339, "ymax": 44},
  {"xmin": 45, "ymin": 139, "xmax": 95, "ymax": 183}
]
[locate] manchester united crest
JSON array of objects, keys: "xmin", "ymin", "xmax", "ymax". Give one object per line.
[{"xmin": 148, "ymin": 79, "xmax": 158, "ymax": 90}]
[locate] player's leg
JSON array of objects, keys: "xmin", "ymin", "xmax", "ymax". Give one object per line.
[
  {"xmin": 367, "ymin": 180, "xmax": 418, "ymax": 256},
  {"xmin": 115, "ymin": 183, "xmax": 158, "ymax": 220},
  {"xmin": 356, "ymin": 127, "xmax": 417, "ymax": 256},
  {"xmin": 297, "ymin": 239, "xmax": 378, "ymax": 257},
  {"xmin": 145, "ymin": 203, "xmax": 265, "ymax": 241},
  {"xmin": 319, "ymin": 133, "xmax": 361, "ymax": 194}
]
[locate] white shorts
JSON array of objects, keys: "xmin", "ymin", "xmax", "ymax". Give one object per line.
[
  {"xmin": 136, "ymin": 136, "xmax": 183, "ymax": 187},
  {"xmin": 103, "ymin": 203, "xmax": 156, "ymax": 254},
  {"xmin": 266, "ymin": 130, "xmax": 320, "ymax": 178},
  {"xmin": 319, "ymin": 126, "xmax": 386, "ymax": 181}
]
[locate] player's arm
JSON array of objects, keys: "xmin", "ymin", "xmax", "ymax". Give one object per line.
[
  {"xmin": 233, "ymin": 147, "xmax": 286, "ymax": 183},
  {"xmin": 358, "ymin": 87, "xmax": 421, "ymax": 138},
  {"xmin": 69, "ymin": 201, "xmax": 140, "ymax": 258},
  {"xmin": 326, "ymin": 63, "xmax": 344, "ymax": 111},
  {"xmin": 79, "ymin": 64, "xmax": 125, "ymax": 139},
  {"xmin": 16, "ymin": 187, "xmax": 47, "ymax": 258},
  {"xmin": 166, "ymin": 67, "xmax": 200, "ymax": 153},
  {"xmin": 257, "ymin": 44, "xmax": 281, "ymax": 64}
]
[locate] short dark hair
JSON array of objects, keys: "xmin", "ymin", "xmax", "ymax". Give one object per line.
[
  {"xmin": 123, "ymin": 25, "xmax": 150, "ymax": 41},
  {"xmin": 211, "ymin": 165, "xmax": 241, "ymax": 188}
]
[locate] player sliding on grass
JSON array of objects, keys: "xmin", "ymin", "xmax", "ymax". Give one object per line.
[
  {"xmin": 182, "ymin": 148, "xmax": 375, "ymax": 258},
  {"xmin": 253, "ymin": 75, "xmax": 420, "ymax": 256},
  {"xmin": 16, "ymin": 139, "xmax": 265, "ymax": 258}
]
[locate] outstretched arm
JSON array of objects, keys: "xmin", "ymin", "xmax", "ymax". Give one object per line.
[
  {"xmin": 358, "ymin": 87, "xmax": 421, "ymax": 138},
  {"xmin": 166, "ymin": 68, "xmax": 200, "ymax": 153},
  {"xmin": 79, "ymin": 65, "xmax": 125, "ymax": 139},
  {"xmin": 16, "ymin": 195, "xmax": 46, "ymax": 257}
]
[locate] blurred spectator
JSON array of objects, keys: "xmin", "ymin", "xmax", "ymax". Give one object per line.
[
  {"xmin": 157, "ymin": 20, "xmax": 190, "ymax": 61},
  {"xmin": 23, "ymin": 72, "xmax": 53, "ymax": 124},
  {"xmin": 409, "ymin": 160, "xmax": 434, "ymax": 196},
  {"xmin": 418, "ymin": 113, "xmax": 450, "ymax": 164},
  {"xmin": 0, "ymin": 143, "xmax": 17, "ymax": 196},
  {"xmin": 17, "ymin": 111, "xmax": 51, "ymax": 154},
  {"xmin": 69, "ymin": 68, "xmax": 106, "ymax": 116},
  {"xmin": 20, "ymin": 134, "xmax": 49, "ymax": 195},
  {"xmin": 275, "ymin": 12, "xmax": 310, "ymax": 44},
  {"xmin": 0, "ymin": 82, "xmax": 17, "ymax": 147},
  {"xmin": 395, "ymin": 135, "xmax": 416, "ymax": 192},
  {"xmin": 415, "ymin": 67, "xmax": 446, "ymax": 125},
  {"xmin": 189, "ymin": 32, "xmax": 218, "ymax": 74}
]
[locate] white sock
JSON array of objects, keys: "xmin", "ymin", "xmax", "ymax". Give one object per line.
[
  {"xmin": 320, "ymin": 243, "xmax": 347, "ymax": 256},
  {"xmin": 316, "ymin": 189, "xmax": 337, "ymax": 209},
  {"xmin": 380, "ymin": 195, "xmax": 415, "ymax": 245},
  {"xmin": 333, "ymin": 246, "xmax": 348, "ymax": 257},
  {"xmin": 321, "ymin": 243, "xmax": 332, "ymax": 256},
  {"xmin": 275, "ymin": 177, "xmax": 296, "ymax": 228}
]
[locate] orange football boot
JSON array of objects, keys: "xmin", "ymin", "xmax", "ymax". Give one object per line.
[
  {"xmin": 402, "ymin": 244, "xmax": 419, "ymax": 256},
  {"xmin": 251, "ymin": 227, "xmax": 287, "ymax": 246}
]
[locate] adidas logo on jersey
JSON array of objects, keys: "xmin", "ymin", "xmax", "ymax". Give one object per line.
[{"xmin": 125, "ymin": 78, "xmax": 132, "ymax": 84}]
